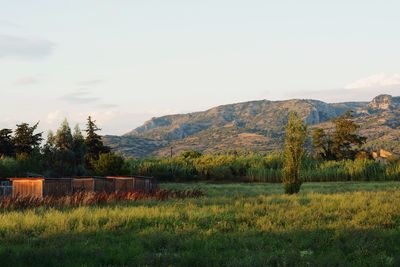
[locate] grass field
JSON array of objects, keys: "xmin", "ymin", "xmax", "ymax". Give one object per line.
[{"xmin": 1, "ymin": 182, "xmax": 400, "ymax": 266}]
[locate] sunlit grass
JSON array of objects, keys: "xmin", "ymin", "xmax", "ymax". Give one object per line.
[{"xmin": 0, "ymin": 182, "xmax": 399, "ymax": 266}]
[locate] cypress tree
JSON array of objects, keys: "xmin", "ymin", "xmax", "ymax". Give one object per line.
[
  {"xmin": 283, "ymin": 112, "xmax": 307, "ymax": 194},
  {"xmin": 84, "ymin": 116, "xmax": 110, "ymax": 168}
]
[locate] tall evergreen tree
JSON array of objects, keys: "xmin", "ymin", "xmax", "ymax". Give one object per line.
[
  {"xmin": 283, "ymin": 112, "xmax": 307, "ymax": 194},
  {"xmin": 13, "ymin": 122, "xmax": 43, "ymax": 157},
  {"xmin": 72, "ymin": 124, "xmax": 86, "ymax": 174},
  {"xmin": 0, "ymin": 128, "xmax": 15, "ymax": 157},
  {"xmin": 54, "ymin": 119, "xmax": 73, "ymax": 150},
  {"xmin": 42, "ymin": 130, "xmax": 56, "ymax": 173},
  {"xmin": 84, "ymin": 116, "xmax": 110, "ymax": 168},
  {"xmin": 45, "ymin": 120, "xmax": 76, "ymax": 177}
]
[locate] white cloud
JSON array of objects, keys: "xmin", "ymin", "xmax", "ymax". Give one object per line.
[
  {"xmin": 344, "ymin": 73, "xmax": 400, "ymax": 89},
  {"xmin": 0, "ymin": 34, "xmax": 55, "ymax": 60},
  {"xmin": 46, "ymin": 110, "xmax": 67, "ymax": 125}
]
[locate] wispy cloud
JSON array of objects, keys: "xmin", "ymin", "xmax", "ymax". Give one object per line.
[
  {"xmin": 59, "ymin": 89, "xmax": 118, "ymax": 109},
  {"xmin": 59, "ymin": 89, "xmax": 101, "ymax": 104},
  {"xmin": 13, "ymin": 76, "xmax": 39, "ymax": 86},
  {"xmin": 344, "ymin": 73, "xmax": 400, "ymax": 89},
  {"xmin": 97, "ymin": 103, "xmax": 119, "ymax": 109},
  {"xmin": 75, "ymin": 79, "xmax": 104, "ymax": 86},
  {"xmin": 0, "ymin": 20, "xmax": 21, "ymax": 29},
  {"xmin": 0, "ymin": 34, "xmax": 55, "ymax": 60}
]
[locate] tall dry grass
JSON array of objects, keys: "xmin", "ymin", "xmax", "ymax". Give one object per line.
[{"xmin": 0, "ymin": 189, "xmax": 205, "ymax": 210}]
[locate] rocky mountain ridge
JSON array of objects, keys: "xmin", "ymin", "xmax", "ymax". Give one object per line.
[{"xmin": 104, "ymin": 94, "xmax": 400, "ymax": 157}]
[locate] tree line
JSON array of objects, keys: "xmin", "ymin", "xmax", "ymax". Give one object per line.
[
  {"xmin": 0, "ymin": 116, "xmax": 123, "ymax": 177},
  {"xmin": 0, "ymin": 111, "xmax": 398, "ymax": 192}
]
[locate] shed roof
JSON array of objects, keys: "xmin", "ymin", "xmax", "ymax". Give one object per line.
[
  {"xmin": 107, "ymin": 176, "xmax": 155, "ymax": 180},
  {"xmin": 9, "ymin": 177, "xmax": 45, "ymax": 181}
]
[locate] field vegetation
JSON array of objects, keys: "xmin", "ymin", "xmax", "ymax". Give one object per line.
[
  {"xmin": 122, "ymin": 154, "xmax": 400, "ymax": 182},
  {"xmin": 0, "ymin": 182, "xmax": 399, "ymax": 266}
]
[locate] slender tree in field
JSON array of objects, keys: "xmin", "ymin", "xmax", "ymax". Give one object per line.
[
  {"xmin": 283, "ymin": 112, "xmax": 307, "ymax": 194},
  {"xmin": 84, "ymin": 116, "xmax": 110, "ymax": 168}
]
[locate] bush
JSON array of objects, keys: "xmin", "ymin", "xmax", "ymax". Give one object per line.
[
  {"xmin": 92, "ymin": 152, "xmax": 124, "ymax": 176},
  {"xmin": 0, "ymin": 157, "xmax": 19, "ymax": 178}
]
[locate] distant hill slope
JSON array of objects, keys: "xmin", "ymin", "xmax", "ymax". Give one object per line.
[{"xmin": 103, "ymin": 94, "xmax": 400, "ymax": 157}]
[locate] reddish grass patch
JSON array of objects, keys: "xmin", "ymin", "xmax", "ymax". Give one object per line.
[{"xmin": 0, "ymin": 189, "xmax": 206, "ymax": 210}]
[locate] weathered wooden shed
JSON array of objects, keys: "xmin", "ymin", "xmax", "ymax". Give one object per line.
[
  {"xmin": 10, "ymin": 178, "xmax": 45, "ymax": 198},
  {"xmin": 43, "ymin": 178, "xmax": 72, "ymax": 197},
  {"xmin": 107, "ymin": 176, "xmax": 157, "ymax": 193},
  {"xmin": 10, "ymin": 178, "xmax": 73, "ymax": 197},
  {"xmin": 105, "ymin": 177, "xmax": 134, "ymax": 192},
  {"xmin": 71, "ymin": 177, "xmax": 116, "ymax": 193}
]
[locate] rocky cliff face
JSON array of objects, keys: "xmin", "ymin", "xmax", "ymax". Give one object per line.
[
  {"xmin": 368, "ymin": 94, "xmax": 400, "ymax": 110},
  {"xmin": 104, "ymin": 95, "xmax": 399, "ymax": 157}
]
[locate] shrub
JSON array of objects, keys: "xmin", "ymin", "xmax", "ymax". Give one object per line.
[{"xmin": 92, "ymin": 152, "xmax": 124, "ymax": 176}]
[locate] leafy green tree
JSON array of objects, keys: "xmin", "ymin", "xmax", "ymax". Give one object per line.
[
  {"xmin": 283, "ymin": 112, "xmax": 307, "ymax": 194},
  {"xmin": 0, "ymin": 129, "xmax": 15, "ymax": 157},
  {"xmin": 311, "ymin": 128, "xmax": 335, "ymax": 160},
  {"xmin": 84, "ymin": 116, "xmax": 110, "ymax": 168},
  {"xmin": 92, "ymin": 152, "xmax": 124, "ymax": 176},
  {"xmin": 331, "ymin": 111, "xmax": 366, "ymax": 160},
  {"xmin": 13, "ymin": 122, "xmax": 43, "ymax": 157}
]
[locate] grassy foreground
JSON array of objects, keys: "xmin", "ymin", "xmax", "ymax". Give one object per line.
[{"xmin": 1, "ymin": 182, "xmax": 400, "ymax": 266}]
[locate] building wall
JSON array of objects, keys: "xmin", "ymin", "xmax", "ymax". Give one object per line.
[
  {"xmin": 43, "ymin": 180, "xmax": 72, "ymax": 197},
  {"xmin": 72, "ymin": 179, "xmax": 94, "ymax": 193},
  {"xmin": 12, "ymin": 180, "xmax": 43, "ymax": 198}
]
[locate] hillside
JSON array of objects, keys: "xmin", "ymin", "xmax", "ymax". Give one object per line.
[{"xmin": 103, "ymin": 94, "xmax": 400, "ymax": 157}]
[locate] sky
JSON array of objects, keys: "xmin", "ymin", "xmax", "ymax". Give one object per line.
[{"xmin": 0, "ymin": 0, "xmax": 400, "ymax": 135}]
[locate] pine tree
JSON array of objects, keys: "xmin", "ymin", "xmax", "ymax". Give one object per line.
[
  {"xmin": 0, "ymin": 128, "xmax": 15, "ymax": 157},
  {"xmin": 84, "ymin": 116, "xmax": 110, "ymax": 168},
  {"xmin": 46, "ymin": 120, "xmax": 76, "ymax": 177},
  {"xmin": 283, "ymin": 112, "xmax": 307, "ymax": 194},
  {"xmin": 55, "ymin": 119, "xmax": 73, "ymax": 150},
  {"xmin": 42, "ymin": 130, "xmax": 56, "ymax": 174},
  {"xmin": 13, "ymin": 122, "xmax": 43, "ymax": 157},
  {"xmin": 72, "ymin": 124, "xmax": 86, "ymax": 174}
]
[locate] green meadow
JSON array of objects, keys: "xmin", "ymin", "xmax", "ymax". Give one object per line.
[{"xmin": 1, "ymin": 182, "xmax": 400, "ymax": 266}]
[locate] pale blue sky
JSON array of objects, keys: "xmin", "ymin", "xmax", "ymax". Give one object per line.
[{"xmin": 0, "ymin": 0, "xmax": 399, "ymax": 134}]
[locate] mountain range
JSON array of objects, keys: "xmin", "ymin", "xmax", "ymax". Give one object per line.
[{"xmin": 103, "ymin": 94, "xmax": 400, "ymax": 157}]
